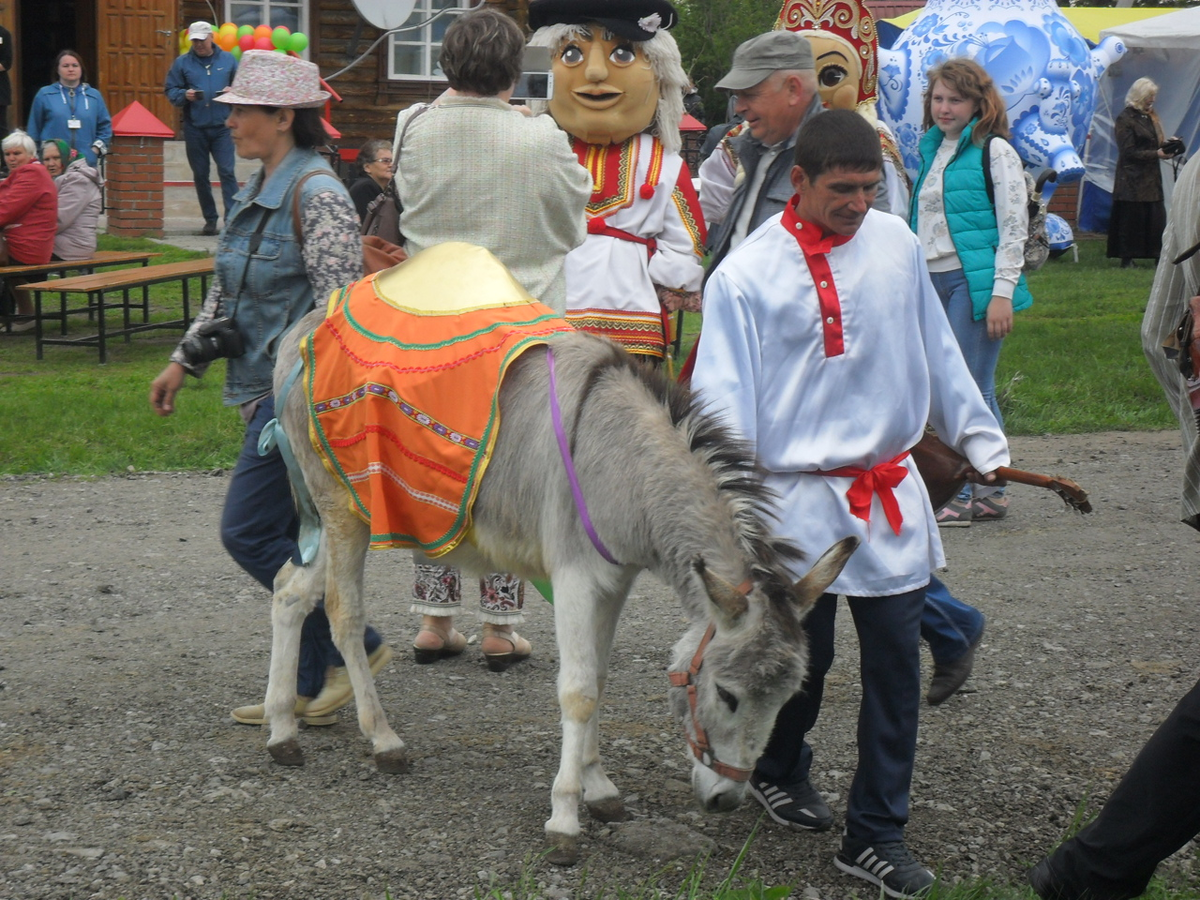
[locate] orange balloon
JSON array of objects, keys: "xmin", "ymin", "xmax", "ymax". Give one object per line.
[
  {"xmin": 253, "ymin": 24, "xmax": 273, "ymax": 40},
  {"xmin": 217, "ymin": 32, "xmax": 238, "ymax": 51}
]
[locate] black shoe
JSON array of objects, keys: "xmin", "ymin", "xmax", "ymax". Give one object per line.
[
  {"xmin": 1120, "ymin": 258, "xmax": 1137, "ymax": 269},
  {"xmin": 927, "ymin": 623, "xmax": 984, "ymax": 706},
  {"xmin": 748, "ymin": 775, "xmax": 833, "ymax": 831},
  {"xmin": 835, "ymin": 839, "xmax": 935, "ymax": 899},
  {"xmin": 201, "ymin": 221, "xmax": 219, "ymax": 236},
  {"xmin": 1029, "ymin": 856, "xmax": 1085, "ymax": 900}
]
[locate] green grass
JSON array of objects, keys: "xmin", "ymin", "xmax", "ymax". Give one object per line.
[
  {"xmin": 0, "ymin": 235, "xmax": 1177, "ymax": 476},
  {"xmin": 670, "ymin": 237, "xmax": 1176, "ymax": 436}
]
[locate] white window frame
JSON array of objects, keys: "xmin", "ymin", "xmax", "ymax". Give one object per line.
[
  {"xmin": 225, "ymin": 0, "xmax": 311, "ymax": 60},
  {"xmin": 387, "ymin": 0, "xmax": 476, "ymax": 82}
]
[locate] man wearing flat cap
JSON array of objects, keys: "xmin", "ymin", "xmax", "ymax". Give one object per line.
[{"xmin": 528, "ymin": 0, "xmax": 706, "ymax": 363}]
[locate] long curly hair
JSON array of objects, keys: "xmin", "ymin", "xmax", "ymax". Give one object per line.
[
  {"xmin": 527, "ymin": 23, "xmax": 687, "ymax": 155},
  {"xmin": 921, "ymin": 57, "xmax": 1010, "ymax": 146}
]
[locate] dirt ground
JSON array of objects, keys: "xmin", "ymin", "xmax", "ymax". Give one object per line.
[{"xmin": 1, "ymin": 429, "xmax": 1199, "ymax": 900}]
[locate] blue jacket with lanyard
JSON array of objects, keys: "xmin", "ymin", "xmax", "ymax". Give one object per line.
[
  {"xmin": 217, "ymin": 147, "xmax": 349, "ymax": 406},
  {"xmin": 164, "ymin": 47, "xmax": 239, "ymax": 130},
  {"xmin": 909, "ymin": 119, "xmax": 1033, "ymax": 321},
  {"xmin": 27, "ymin": 83, "xmax": 113, "ymax": 166}
]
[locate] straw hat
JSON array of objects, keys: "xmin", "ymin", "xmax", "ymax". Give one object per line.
[{"xmin": 214, "ymin": 50, "xmax": 330, "ymax": 109}]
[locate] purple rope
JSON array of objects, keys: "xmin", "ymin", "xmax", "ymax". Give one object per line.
[{"xmin": 547, "ymin": 346, "xmax": 620, "ymax": 565}]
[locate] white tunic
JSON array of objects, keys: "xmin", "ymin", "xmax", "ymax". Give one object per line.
[{"xmin": 691, "ymin": 207, "xmax": 1009, "ymax": 596}]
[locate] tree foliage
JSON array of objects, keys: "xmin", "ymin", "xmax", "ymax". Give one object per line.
[{"xmin": 674, "ymin": 0, "xmax": 784, "ymax": 127}]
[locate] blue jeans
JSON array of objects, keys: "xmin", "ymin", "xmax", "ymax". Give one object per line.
[
  {"xmin": 220, "ymin": 395, "xmax": 382, "ymax": 698},
  {"xmin": 755, "ymin": 587, "xmax": 924, "ymax": 843},
  {"xmin": 184, "ymin": 121, "xmax": 239, "ymax": 226},
  {"xmin": 922, "ymin": 575, "xmax": 985, "ymax": 664}
]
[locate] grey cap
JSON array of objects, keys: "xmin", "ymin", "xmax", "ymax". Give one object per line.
[{"xmin": 715, "ymin": 31, "xmax": 814, "ymax": 91}]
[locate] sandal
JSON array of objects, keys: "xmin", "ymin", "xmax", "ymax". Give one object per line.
[
  {"xmin": 481, "ymin": 625, "xmax": 532, "ymax": 673},
  {"xmin": 412, "ymin": 627, "xmax": 467, "ymax": 664}
]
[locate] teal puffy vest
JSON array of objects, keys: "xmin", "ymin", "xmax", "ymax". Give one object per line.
[{"xmin": 909, "ymin": 120, "xmax": 1033, "ymax": 321}]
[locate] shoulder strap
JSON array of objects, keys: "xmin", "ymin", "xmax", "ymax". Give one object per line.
[
  {"xmin": 292, "ymin": 169, "xmax": 330, "ymax": 248},
  {"xmin": 393, "ymin": 102, "xmax": 433, "ymax": 178},
  {"xmin": 981, "ymin": 134, "xmax": 996, "ymax": 209}
]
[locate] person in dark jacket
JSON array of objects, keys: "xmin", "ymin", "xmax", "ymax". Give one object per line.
[
  {"xmin": 348, "ymin": 138, "xmax": 392, "ymax": 223},
  {"xmin": 165, "ymin": 22, "xmax": 240, "ymax": 236},
  {"xmin": 0, "ymin": 24, "xmax": 13, "ymax": 149},
  {"xmin": 1107, "ymin": 78, "xmax": 1183, "ymax": 268}
]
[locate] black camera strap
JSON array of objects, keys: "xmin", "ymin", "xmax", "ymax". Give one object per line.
[{"xmin": 220, "ymin": 205, "xmax": 272, "ymax": 324}]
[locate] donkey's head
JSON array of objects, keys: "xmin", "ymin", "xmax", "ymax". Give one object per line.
[{"xmin": 667, "ymin": 536, "xmax": 858, "ymax": 813}]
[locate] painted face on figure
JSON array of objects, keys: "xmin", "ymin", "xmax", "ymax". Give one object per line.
[
  {"xmin": 58, "ymin": 55, "xmax": 83, "ymax": 87},
  {"xmin": 804, "ymin": 34, "xmax": 862, "ymax": 111},
  {"xmin": 929, "ymin": 79, "xmax": 979, "ymax": 140},
  {"xmin": 790, "ymin": 164, "xmax": 879, "ymax": 237},
  {"xmin": 42, "ymin": 144, "xmax": 63, "ymax": 176},
  {"xmin": 549, "ymin": 26, "xmax": 658, "ymax": 146}
]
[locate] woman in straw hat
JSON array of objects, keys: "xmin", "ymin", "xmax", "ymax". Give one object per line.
[{"xmin": 149, "ymin": 50, "xmax": 391, "ymax": 728}]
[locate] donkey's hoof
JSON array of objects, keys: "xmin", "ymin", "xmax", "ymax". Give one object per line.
[
  {"xmin": 268, "ymin": 738, "xmax": 305, "ymax": 767},
  {"xmin": 586, "ymin": 796, "xmax": 628, "ymax": 823},
  {"xmin": 374, "ymin": 747, "xmax": 409, "ymax": 774},
  {"xmin": 544, "ymin": 832, "xmax": 579, "ymax": 867}
]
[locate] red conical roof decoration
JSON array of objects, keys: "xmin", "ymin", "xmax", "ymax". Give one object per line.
[{"xmin": 111, "ymin": 101, "xmax": 176, "ymax": 138}]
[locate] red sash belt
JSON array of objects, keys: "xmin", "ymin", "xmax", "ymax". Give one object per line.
[
  {"xmin": 817, "ymin": 452, "xmax": 910, "ymax": 536},
  {"xmin": 587, "ymin": 218, "xmax": 658, "ymax": 259}
]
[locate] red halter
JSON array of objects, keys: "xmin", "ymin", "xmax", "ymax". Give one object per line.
[{"xmin": 667, "ymin": 615, "xmax": 755, "ymax": 783}]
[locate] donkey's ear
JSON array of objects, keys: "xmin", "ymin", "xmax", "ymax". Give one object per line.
[
  {"xmin": 792, "ymin": 536, "xmax": 859, "ymax": 611},
  {"xmin": 694, "ymin": 557, "xmax": 749, "ymax": 620}
]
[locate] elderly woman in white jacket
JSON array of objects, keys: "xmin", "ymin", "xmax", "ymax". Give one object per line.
[{"xmin": 41, "ymin": 138, "xmax": 103, "ymax": 260}]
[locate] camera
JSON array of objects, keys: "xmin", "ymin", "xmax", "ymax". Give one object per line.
[
  {"xmin": 193, "ymin": 89, "xmax": 205, "ymax": 102},
  {"xmin": 179, "ymin": 316, "xmax": 244, "ymax": 365},
  {"xmin": 511, "ymin": 45, "xmax": 554, "ymax": 102},
  {"xmin": 1162, "ymin": 137, "xmax": 1186, "ymax": 158}
]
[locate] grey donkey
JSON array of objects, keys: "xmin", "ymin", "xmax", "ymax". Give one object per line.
[{"xmin": 262, "ymin": 306, "xmax": 857, "ymax": 866}]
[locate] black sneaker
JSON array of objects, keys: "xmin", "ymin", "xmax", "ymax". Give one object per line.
[
  {"xmin": 835, "ymin": 839, "xmax": 935, "ymax": 899},
  {"xmin": 201, "ymin": 221, "xmax": 219, "ymax": 236},
  {"xmin": 748, "ymin": 776, "xmax": 833, "ymax": 831}
]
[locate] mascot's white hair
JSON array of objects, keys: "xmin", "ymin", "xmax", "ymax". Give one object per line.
[{"xmin": 528, "ymin": 23, "xmax": 688, "ymax": 155}]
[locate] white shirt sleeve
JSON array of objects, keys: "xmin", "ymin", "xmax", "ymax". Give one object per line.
[
  {"xmin": 698, "ymin": 148, "xmax": 736, "ymax": 227},
  {"xmin": 988, "ymin": 138, "xmax": 1029, "ymax": 300}
]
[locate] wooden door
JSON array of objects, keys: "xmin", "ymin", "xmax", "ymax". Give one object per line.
[{"xmin": 97, "ymin": 0, "xmax": 176, "ymax": 128}]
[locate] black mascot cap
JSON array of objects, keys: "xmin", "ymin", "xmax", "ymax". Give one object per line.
[{"xmin": 528, "ymin": 0, "xmax": 678, "ymax": 42}]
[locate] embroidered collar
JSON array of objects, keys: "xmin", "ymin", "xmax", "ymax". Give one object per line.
[{"xmin": 780, "ymin": 196, "xmax": 854, "ymax": 255}]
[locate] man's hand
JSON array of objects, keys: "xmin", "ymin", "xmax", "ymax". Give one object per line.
[
  {"xmin": 987, "ymin": 295, "xmax": 1013, "ymax": 340},
  {"xmin": 185, "ymin": 89, "xmax": 198, "ymax": 102},
  {"xmin": 150, "ymin": 362, "xmax": 187, "ymax": 417}
]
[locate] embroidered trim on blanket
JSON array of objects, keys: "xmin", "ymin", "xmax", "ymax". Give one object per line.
[{"xmin": 565, "ymin": 307, "xmax": 665, "ymax": 358}]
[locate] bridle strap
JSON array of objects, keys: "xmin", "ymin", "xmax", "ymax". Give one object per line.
[{"xmin": 668, "ymin": 622, "xmax": 754, "ymax": 783}]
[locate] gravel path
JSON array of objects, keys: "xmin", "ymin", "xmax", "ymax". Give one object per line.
[{"xmin": 2, "ymin": 430, "xmax": 1198, "ymax": 900}]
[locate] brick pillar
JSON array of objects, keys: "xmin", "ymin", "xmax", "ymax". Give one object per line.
[{"xmin": 107, "ymin": 135, "xmax": 166, "ymax": 238}]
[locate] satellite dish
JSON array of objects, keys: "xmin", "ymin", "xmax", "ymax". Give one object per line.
[{"xmin": 351, "ymin": 0, "xmax": 418, "ymax": 31}]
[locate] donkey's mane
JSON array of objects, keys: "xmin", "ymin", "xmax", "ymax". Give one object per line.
[{"xmin": 571, "ymin": 342, "xmax": 804, "ymax": 605}]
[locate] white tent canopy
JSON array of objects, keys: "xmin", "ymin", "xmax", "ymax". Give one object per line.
[{"xmin": 1081, "ymin": 6, "xmax": 1200, "ymax": 225}]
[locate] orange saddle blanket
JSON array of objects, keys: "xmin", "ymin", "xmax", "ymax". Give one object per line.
[{"xmin": 302, "ymin": 243, "xmax": 574, "ymax": 553}]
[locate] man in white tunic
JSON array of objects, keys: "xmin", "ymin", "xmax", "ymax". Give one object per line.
[{"xmin": 691, "ymin": 110, "xmax": 1008, "ymax": 899}]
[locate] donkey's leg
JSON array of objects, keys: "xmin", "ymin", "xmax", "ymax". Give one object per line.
[
  {"xmin": 543, "ymin": 566, "xmax": 633, "ymax": 865},
  {"xmin": 324, "ymin": 512, "xmax": 408, "ymax": 774},
  {"xmin": 265, "ymin": 554, "xmax": 324, "ymax": 766}
]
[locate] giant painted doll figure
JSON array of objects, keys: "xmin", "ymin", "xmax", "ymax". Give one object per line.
[
  {"xmin": 776, "ymin": 0, "xmax": 909, "ymax": 215},
  {"xmin": 528, "ymin": 0, "xmax": 705, "ymax": 362}
]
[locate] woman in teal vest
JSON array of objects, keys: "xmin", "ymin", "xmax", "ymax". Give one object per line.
[{"xmin": 909, "ymin": 57, "xmax": 1032, "ymax": 525}]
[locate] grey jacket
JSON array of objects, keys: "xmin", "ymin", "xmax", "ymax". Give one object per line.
[{"xmin": 52, "ymin": 158, "xmax": 103, "ymax": 261}]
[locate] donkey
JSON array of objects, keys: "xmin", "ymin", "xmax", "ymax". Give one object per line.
[{"xmin": 262, "ymin": 307, "xmax": 857, "ymax": 866}]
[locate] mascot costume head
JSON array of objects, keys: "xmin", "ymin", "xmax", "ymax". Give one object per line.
[{"xmin": 528, "ymin": 0, "xmax": 689, "ymax": 155}]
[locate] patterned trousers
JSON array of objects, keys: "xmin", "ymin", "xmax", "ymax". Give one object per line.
[{"xmin": 410, "ymin": 562, "xmax": 525, "ymax": 625}]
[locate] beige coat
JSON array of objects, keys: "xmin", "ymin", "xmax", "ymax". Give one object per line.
[{"xmin": 391, "ymin": 96, "xmax": 590, "ymax": 314}]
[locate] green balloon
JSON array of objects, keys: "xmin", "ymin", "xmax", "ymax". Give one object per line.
[
  {"xmin": 271, "ymin": 25, "xmax": 290, "ymax": 48},
  {"xmin": 237, "ymin": 24, "xmax": 254, "ymax": 37},
  {"xmin": 231, "ymin": 46, "xmax": 243, "ymax": 60},
  {"xmin": 288, "ymin": 32, "xmax": 308, "ymax": 53}
]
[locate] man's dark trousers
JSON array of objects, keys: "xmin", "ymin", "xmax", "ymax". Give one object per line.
[
  {"xmin": 185, "ymin": 120, "xmax": 238, "ymax": 227},
  {"xmin": 1039, "ymin": 676, "xmax": 1200, "ymax": 899},
  {"xmin": 755, "ymin": 587, "xmax": 924, "ymax": 843}
]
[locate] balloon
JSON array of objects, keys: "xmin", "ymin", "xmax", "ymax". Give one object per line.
[
  {"xmin": 253, "ymin": 24, "xmax": 272, "ymax": 40},
  {"xmin": 231, "ymin": 46, "xmax": 243, "ymax": 60},
  {"xmin": 238, "ymin": 34, "xmax": 255, "ymax": 52},
  {"xmin": 218, "ymin": 31, "xmax": 238, "ymax": 51},
  {"xmin": 219, "ymin": 22, "xmax": 237, "ymax": 36},
  {"xmin": 237, "ymin": 24, "xmax": 254, "ymax": 37},
  {"xmin": 253, "ymin": 36, "xmax": 274, "ymax": 51},
  {"xmin": 288, "ymin": 32, "xmax": 308, "ymax": 53},
  {"xmin": 178, "ymin": 30, "xmax": 190, "ymax": 55},
  {"xmin": 271, "ymin": 26, "xmax": 291, "ymax": 49}
]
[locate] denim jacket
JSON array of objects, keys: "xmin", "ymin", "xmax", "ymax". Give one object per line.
[{"xmin": 209, "ymin": 148, "xmax": 354, "ymax": 405}]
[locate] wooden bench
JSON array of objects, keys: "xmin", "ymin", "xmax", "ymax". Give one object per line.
[
  {"xmin": 0, "ymin": 251, "xmax": 162, "ymax": 332},
  {"xmin": 16, "ymin": 257, "xmax": 215, "ymax": 363}
]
